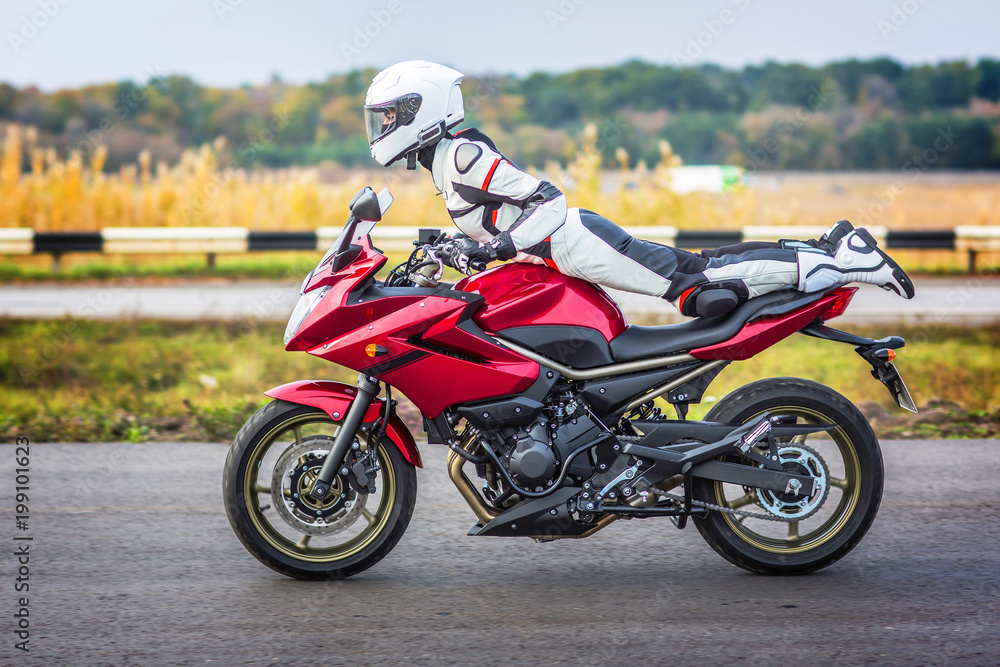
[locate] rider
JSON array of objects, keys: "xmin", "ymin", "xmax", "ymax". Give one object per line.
[{"xmin": 364, "ymin": 61, "xmax": 915, "ymax": 317}]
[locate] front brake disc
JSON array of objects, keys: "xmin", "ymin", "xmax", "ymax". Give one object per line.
[{"xmin": 271, "ymin": 436, "xmax": 367, "ymax": 536}]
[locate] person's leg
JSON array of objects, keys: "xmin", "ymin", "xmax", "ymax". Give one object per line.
[
  {"xmin": 549, "ymin": 211, "xmax": 800, "ymax": 303},
  {"xmin": 548, "ymin": 209, "xmax": 678, "ymax": 297},
  {"xmin": 699, "ymin": 241, "xmax": 782, "ymax": 257},
  {"xmin": 670, "ymin": 231, "xmax": 915, "ymax": 309},
  {"xmin": 666, "ymin": 242, "xmax": 799, "ymax": 303},
  {"xmin": 547, "ymin": 211, "xmax": 912, "ymax": 318}
]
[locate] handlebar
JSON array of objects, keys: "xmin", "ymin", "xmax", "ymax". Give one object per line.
[{"xmin": 413, "ymin": 231, "xmax": 488, "ymax": 275}]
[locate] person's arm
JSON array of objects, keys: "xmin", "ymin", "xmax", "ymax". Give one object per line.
[{"xmin": 451, "ymin": 142, "xmax": 567, "ymax": 258}]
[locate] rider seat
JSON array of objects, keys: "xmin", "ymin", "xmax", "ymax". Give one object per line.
[{"xmin": 608, "ymin": 289, "xmax": 823, "ymax": 362}]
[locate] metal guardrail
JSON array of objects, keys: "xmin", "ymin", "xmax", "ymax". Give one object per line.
[{"xmin": 1, "ymin": 225, "xmax": 996, "ymax": 272}]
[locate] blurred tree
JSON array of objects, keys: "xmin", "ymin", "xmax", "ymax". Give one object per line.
[
  {"xmin": 2, "ymin": 59, "xmax": 998, "ymax": 172},
  {"xmin": 742, "ymin": 62, "xmax": 828, "ymax": 109},
  {"xmin": 661, "ymin": 113, "xmax": 743, "ymax": 164},
  {"xmin": 45, "ymin": 91, "xmax": 81, "ymax": 133},
  {"xmin": 0, "ymin": 83, "xmax": 19, "ymax": 117},
  {"xmin": 824, "ymin": 58, "xmax": 904, "ymax": 104},
  {"xmin": 275, "ymin": 85, "xmax": 323, "ymax": 144},
  {"xmin": 903, "ymin": 116, "xmax": 997, "ymax": 169},
  {"xmin": 975, "ymin": 59, "xmax": 1000, "ymax": 102},
  {"xmin": 842, "ymin": 117, "xmax": 906, "ymax": 169},
  {"xmin": 899, "ymin": 61, "xmax": 976, "ymax": 110}
]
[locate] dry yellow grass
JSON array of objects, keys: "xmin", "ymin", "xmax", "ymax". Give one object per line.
[{"xmin": 2, "ymin": 122, "xmax": 999, "ymax": 237}]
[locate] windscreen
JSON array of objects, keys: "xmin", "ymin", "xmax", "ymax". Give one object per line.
[
  {"xmin": 314, "ymin": 187, "xmax": 394, "ymax": 273},
  {"xmin": 316, "ymin": 219, "xmax": 377, "ymax": 274}
]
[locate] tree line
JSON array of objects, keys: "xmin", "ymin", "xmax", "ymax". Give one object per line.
[{"xmin": 1, "ymin": 57, "xmax": 998, "ymax": 172}]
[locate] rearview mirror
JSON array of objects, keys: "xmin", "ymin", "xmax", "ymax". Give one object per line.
[{"xmin": 349, "ymin": 187, "xmax": 382, "ymax": 222}]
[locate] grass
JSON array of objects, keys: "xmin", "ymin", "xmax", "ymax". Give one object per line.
[
  {"xmin": 684, "ymin": 323, "xmax": 1000, "ymax": 439},
  {"xmin": 0, "ymin": 319, "xmax": 996, "ymax": 443},
  {"xmin": 0, "ymin": 318, "xmax": 354, "ymax": 443}
]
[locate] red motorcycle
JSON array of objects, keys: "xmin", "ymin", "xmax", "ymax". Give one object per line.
[{"xmin": 223, "ymin": 187, "xmax": 916, "ymax": 580}]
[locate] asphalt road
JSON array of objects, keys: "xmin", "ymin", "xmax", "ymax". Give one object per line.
[
  {"xmin": 2, "ymin": 276, "xmax": 999, "ymax": 324},
  {"xmin": 1, "ymin": 439, "xmax": 998, "ymax": 665}
]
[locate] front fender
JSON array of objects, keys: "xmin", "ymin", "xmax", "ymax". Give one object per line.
[{"xmin": 265, "ymin": 380, "xmax": 422, "ymax": 467}]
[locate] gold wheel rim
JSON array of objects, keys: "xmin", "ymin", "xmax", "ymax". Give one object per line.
[
  {"xmin": 243, "ymin": 413, "xmax": 396, "ymax": 563},
  {"xmin": 714, "ymin": 406, "xmax": 862, "ymax": 555}
]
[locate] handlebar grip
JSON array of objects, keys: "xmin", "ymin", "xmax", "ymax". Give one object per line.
[{"xmin": 469, "ymin": 259, "xmax": 487, "ymax": 273}]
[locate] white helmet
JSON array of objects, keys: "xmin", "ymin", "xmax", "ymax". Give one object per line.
[{"xmin": 364, "ymin": 60, "xmax": 465, "ymax": 167}]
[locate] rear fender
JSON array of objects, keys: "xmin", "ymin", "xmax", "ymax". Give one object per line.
[{"xmin": 264, "ymin": 380, "xmax": 422, "ymax": 467}]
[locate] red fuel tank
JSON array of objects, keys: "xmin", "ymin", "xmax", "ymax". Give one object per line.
[{"xmin": 457, "ymin": 263, "xmax": 627, "ymax": 341}]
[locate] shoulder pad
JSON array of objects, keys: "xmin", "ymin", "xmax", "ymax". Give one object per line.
[
  {"xmin": 453, "ymin": 127, "xmax": 501, "ymax": 152},
  {"xmin": 453, "ymin": 128, "xmax": 517, "ymax": 169},
  {"xmin": 454, "ymin": 142, "xmax": 483, "ymax": 174}
]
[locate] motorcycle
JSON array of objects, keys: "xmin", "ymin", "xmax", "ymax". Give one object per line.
[{"xmin": 223, "ymin": 186, "xmax": 916, "ymax": 580}]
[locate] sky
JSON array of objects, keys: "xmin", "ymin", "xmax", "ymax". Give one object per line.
[{"xmin": 2, "ymin": 0, "xmax": 1000, "ymax": 90}]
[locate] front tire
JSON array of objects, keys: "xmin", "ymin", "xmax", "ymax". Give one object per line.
[
  {"xmin": 693, "ymin": 378, "xmax": 883, "ymax": 575},
  {"xmin": 223, "ymin": 400, "xmax": 417, "ymax": 580}
]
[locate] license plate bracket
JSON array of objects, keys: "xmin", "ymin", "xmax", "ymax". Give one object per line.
[{"xmin": 872, "ymin": 361, "xmax": 917, "ymax": 413}]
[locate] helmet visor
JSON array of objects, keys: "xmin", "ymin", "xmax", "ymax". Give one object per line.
[{"xmin": 365, "ymin": 93, "xmax": 422, "ymax": 145}]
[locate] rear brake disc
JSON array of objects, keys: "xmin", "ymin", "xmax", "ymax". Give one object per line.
[{"xmin": 754, "ymin": 443, "xmax": 830, "ymax": 521}]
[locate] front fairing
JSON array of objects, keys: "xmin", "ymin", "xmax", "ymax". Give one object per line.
[
  {"xmin": 285, "ymin": 234, "xmax": 386, "ymax": 351},
  {"xmin": 284, "ymin": 211, "xmax": 388, "ymax": 351},
  {"xmin": 284, "ymin": 189, "xmax": 394, "ymax": 349}
]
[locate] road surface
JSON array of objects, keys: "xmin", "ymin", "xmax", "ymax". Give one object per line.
[
  {"xmin": 1, "ymin": 439, "xmax": 997, "ymax": 665},
  {"xmin": 1, "ymin": 276, "xmax": 999, "ymax": 324}
]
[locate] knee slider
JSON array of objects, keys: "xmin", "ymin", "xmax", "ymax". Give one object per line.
[{"xmin": 677, "ymin": 283, "xmax": 748, "ymax": 318}]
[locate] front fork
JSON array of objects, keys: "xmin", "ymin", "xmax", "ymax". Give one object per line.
[{"xmin": 308, "ymin": 373, "xmax": 382, "ymax": 501}]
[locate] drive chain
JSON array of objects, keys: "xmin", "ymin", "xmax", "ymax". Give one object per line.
[{"xmin": 649, "ymin": 488, "xmax": 794, "ymax": 523}]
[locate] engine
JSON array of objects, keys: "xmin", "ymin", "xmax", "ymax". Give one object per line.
[
  {"xmin": 507, "ymin": 422, "xmax": 558, "ymax": 488},
  {"xmin": 501, "ymin": 400, "xmax": 604, "ymax": 490}
]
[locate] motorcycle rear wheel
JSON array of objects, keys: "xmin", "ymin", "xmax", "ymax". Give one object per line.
[
  {"xmin": 693, "ymin": 378, "xmax": 883, "ymax": 575},
  {"xmin": 223, "ymin": 400, "xmax": 417, "ymax": 580}
]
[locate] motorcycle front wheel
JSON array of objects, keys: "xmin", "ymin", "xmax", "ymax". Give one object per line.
[
  {"xmin": 693, "ymin": 378, "xmax": 883, "ymax": 575},
  {"xmin": 223, "ymin": 400, "xmax": 416, "ymax": 580}
]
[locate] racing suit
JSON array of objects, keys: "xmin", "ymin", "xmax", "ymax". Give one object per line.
[{"xmin": 425, "ymin": 128, "xmax": 799, "ymax": 312}]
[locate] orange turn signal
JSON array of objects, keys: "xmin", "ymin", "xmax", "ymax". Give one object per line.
[
  {"xmin": 885, "ymin": 349, "xmax": 896, "ymax": 362},
  {"xmin": 365, "ymin": 344, "xmax": 389, "ymax": 357}
]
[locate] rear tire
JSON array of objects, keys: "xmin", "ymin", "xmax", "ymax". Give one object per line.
[
  {"xmin": 223, "ymin": 400, "xmax": 417, "ymax": 580},
  {"xmin": 693, "ymin": 378, "xmax": 883, "ymax": 575}
]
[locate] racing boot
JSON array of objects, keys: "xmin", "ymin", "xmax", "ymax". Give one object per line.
[
  {"xmin": 814, "ymin": 219, "xmax": 855, "ymax": 253},
  {"xmin": 782, "ymin": 219, "xmax": 855, "ymax": 255},
  {"xmin": 796, "ymin": 228, "xmax": 915, "ymax": 298}
]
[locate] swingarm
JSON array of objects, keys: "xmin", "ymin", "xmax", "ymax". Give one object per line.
[
  {"xmin": 593, "ymin": 414, "xmax": 831, "ymax": 526},
  {"xmin": 620, "ymin": 414, "xmax": 824, "ymax": 496}
]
